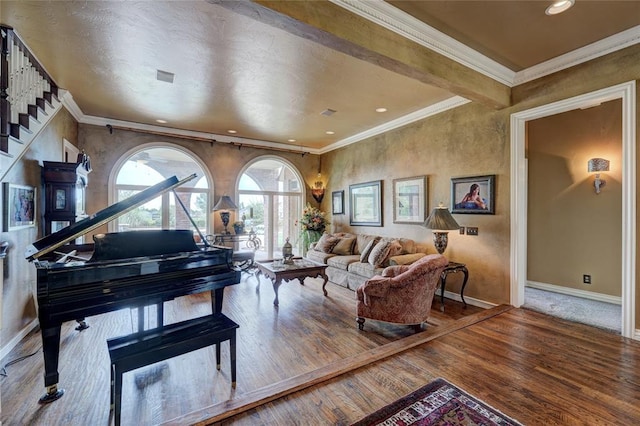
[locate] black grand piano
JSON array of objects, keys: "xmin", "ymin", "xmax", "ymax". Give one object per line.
[{"xmin": 25, "ymin": 174, "xmax": 241, "ymax": 403}]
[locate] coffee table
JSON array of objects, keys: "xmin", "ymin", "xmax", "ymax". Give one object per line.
[{"xmin": 255, "ymin": 258, "xmax": 328, "ymax": 306}]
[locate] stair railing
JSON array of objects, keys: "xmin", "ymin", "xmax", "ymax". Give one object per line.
[{"xmin": 1, "ymin": 24, "xmax": 59, "ymax": 154}]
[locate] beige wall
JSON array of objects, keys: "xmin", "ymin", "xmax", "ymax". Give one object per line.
[
  {"xmin": 323, "ymin": 101, "xmax": 512, "ymax": 304},
  {"xmin": 323, "ymin": 44, "xmax": 640, "ymax": 312},
  {"xmin": 527, "ymin": 100, "xmax": 622, "ymax": 296},
  {"xmin": 0, "ymin": 108, "xmax": 79, "ymax": 347}
]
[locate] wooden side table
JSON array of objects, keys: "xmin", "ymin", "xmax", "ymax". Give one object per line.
[{"xmin": 439, "ymin": 261, "xmax": 469, "ymax": 311}]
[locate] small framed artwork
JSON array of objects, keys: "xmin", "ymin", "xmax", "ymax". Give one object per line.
[
  {"xmin": 451, "ymin": 175, "xmax": 495, "ymax": 214},
  {"xmin": 3, "ymin": 183, "xmax": 36, "ymax": 231},
  {"xmin": 393, "ymin": 176, "xmax": 427, "ymax": 224},
  {"xmin": 332, "ymin": 190, "xmax": 344, "ymax": 215},
  {"xmin": 349, "ymin": 180, "xmax": 383, "ymax": 226}
]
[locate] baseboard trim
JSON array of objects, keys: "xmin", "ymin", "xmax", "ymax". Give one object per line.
[
  {"xmin": 526, "ymin": 281, "xmax": 622, "ymax": 305},
  {"xmin": 0, "ymin": 319, "xmax": 38, "ymax": 361},
  {"xmin": 442, "ymin": 290, "xmax": 496, "ymax": 310}
]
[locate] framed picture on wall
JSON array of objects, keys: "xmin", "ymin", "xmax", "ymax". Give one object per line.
[
  {"xmin": 349, "ymin": 180, "xmax": 383, "ymax": 226},
  {"xmin": 393, "ymin": 176, "xmax": 427, "ymax": 224},
  {"xmin": 451, "ymin": 175, "xmax": 495, "ymax": 214},
  {"xmin": 332, "ymin": 190, "xmax": 344, "ymax": 215},
  {"xmin": 3, "ymin": 183, "xmax": 36, "ymax": 231}
]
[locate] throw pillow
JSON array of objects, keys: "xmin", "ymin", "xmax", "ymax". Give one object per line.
[
  {"xmin": 359, "ymin": 239, "xmax": 378, "ymax": 263},
  {"xmin": 332, "ymin": 237, "xmax": 356, "ymax": 255},
  {"xmin": 314, "ymin": 234, "xmax": 339, "ymax": 253},
  {"xmin": 368, "ymin": 240, "xmax": 395, "ymax": 267}
]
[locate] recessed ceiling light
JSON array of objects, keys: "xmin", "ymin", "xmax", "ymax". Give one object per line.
[
  {"xmin": 325, "ymin": 131, "xmax": 335, "ymax": 135},
  {"xmin": 375, "ymin": 107, "xmax": 387, "ymax": 113},
  {"xmin": 288, "ymin": 139, "xmax": 296, "ymax": 142},
  {"xmin": 545, "ymin": 0, "xmax": 575, "ymax": 15},
  {"xmin": 156, "ymin": 119, "xmax": 168, "ymax": 124},
  {"xmin": 227, "ymin": 130, "xmax": 237, "ymax": 134}
]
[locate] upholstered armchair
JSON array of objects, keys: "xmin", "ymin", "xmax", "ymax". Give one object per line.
[{"xmin": 356, "ymin": 254, "xmax": 448, "ymax": 331}]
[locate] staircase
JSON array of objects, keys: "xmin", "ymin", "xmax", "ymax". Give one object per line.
[{"xmin": 1, "ymin": 24, "xmax": 66, "ymax": 181}]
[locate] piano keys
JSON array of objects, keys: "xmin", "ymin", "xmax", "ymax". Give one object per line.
[{"xmin": 26, "ymin": 175, "xmax": 241, "ymax": 403}]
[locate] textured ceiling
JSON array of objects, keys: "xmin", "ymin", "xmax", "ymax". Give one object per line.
[{"xmin": 1, "ymin": 0, "xmax": 638, "ymax": 152}]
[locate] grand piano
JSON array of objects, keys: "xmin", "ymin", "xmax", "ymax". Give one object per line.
[{"xmin": 25, "ymin": 174, "xmax": 241, "ymax": 403}]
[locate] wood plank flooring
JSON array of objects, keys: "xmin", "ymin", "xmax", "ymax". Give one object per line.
[{"xmin": 2, "ymin": 271, "xmax": 639, "ymax": 425}]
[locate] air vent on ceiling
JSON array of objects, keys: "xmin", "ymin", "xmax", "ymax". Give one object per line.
[
  {"xmin": 320, "ymin": 108, "xmax": 336, "ymax": 116},
  {"xmin": 156, "ymin": 70, "xmax": 175, "ymax": 83}
]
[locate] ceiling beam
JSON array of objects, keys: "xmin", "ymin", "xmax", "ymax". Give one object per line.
[{"xmin": 211, "ymin": 0, "xmax": 511, "ymax": 109}]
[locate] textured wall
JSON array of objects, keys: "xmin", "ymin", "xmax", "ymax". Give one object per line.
[
  {"xmin": 323, "ymin": 102, "xmax": 511, "ymax": 304},
  {"xmin": 528, "ymin": 100, "xmax": 622, "ymax": 296},
  {"xmin": 0, "ymin": 108, "xmax": 78, "ymax": 348}
]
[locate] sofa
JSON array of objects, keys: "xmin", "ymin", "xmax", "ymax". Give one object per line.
[{"xmin": 305, "ymin": 232, "xmax": 431, "ymax": 290}]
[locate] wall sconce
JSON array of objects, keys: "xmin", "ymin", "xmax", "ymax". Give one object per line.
[
  {"xmin": 422, "ymin": 203, "xmax": 460, "ymax": 255},
  {"xmin": 587, "ymin": 158, "xmax": 610, "ymax": 194},
  {"xmin": 311, "ymin": 173, "xmax": 325, "ymax": 203},
  {"xmin": 212, "ymin": 195, "xmax": 238, "ymax": 234}
]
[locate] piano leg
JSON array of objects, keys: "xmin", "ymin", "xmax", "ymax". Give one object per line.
[
  {"xmin": 75, "ymin": 319, "xmax": 89, "ymax": 331},
  {"xmin": 211, "ymin": 288, "xmax": 224, "ymax": 314},
  {"xmin": 39, "ymin": 325, "xmax": 65, "ymax": 403}
]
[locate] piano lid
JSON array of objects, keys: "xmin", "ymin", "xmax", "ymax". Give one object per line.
[{"xmin": 25, "ymin": 174, "xmax": 197, "ymax": 261}]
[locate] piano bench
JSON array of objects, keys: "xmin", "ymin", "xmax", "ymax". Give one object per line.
[{"xmin": 107, "ymin": 313, "xmax": 239, "ymax": 426}]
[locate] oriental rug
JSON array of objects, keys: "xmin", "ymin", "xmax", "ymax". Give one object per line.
[{"xmin": 351, "ymin": 378, "xmax": 522, "ymax": 426}]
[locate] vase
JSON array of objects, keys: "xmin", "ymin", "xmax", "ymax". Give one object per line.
[{"xmin": 301, "ymin": 229, "xmax": 323, "ymax": 256}]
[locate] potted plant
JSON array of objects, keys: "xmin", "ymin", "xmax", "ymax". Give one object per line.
[{"xmin": 297, "ymin": 203, "xmax": 329, "ymax": 255}]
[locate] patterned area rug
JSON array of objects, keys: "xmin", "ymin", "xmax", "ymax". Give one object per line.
[{"xmin": 351, "ymin": 378, "xmax": 522, "ymax": 426}]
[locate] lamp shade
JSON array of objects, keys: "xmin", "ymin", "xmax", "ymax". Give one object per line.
[
  {"xmin": 212, "ymin": 195, "xmax": 238, "ymax": 211},
  {"xmin": 587, "ymin": 158, "xmax": 610, "ymax": 173},
  {"xmin": 423, "ymin": 205, "xmax": 460, "ymax": 231}
]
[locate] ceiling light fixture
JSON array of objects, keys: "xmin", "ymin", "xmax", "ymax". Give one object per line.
[
  {"xmin": 375, "ymin": 107, "xmax": 387, "ymax": 113},
  {"xmin": 156, "ymin": 69, "xmax": 175, "ymax": 83},
  {"xmin": 156, "ymin": 119, "xmax": 167, "ymax": 124},
  {"xmin": 545, "ymin": 0, "xmax": 575, "ymax": 15},
  {"xmin": 227, "ymin": 130, "xmax": 237, "ymax": 134},
  {"xmin": 288, "ymin": 139, "xmax": 296, "ymax": 142},
  {"xmin": 325, "ymin": 131, "xmax": 335, "ymax": 135}
]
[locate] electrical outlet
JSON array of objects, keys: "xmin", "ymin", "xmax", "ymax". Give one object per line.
[
  {"xmin": 467, "ymin": 227, "xmax": 478, "ymax": 236},
  {"xmin": 459, "ymin": 226, "xmax": 465, "ymax": 235},
  {"xmin": 583, "ymin": 274, "xmax": 591, "ymax": 284}
]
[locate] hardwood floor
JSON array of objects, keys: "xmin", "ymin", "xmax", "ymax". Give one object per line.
[{"xmin": 2, "ymin": 272, "xmax": 639, "ymax": 425}]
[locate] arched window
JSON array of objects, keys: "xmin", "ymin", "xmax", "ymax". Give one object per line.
[
  {"xmin": 111, "ymin": 145, "xmax": 210, "ymax": 238},
  {"xmin": 238, "ymin": 157, "xmax": 303, "ymax": 259}
]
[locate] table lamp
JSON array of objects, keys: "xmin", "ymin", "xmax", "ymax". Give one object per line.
[
  {"xmin": 213, "ymin": 195, "xmax": 238, "ymax": 234},
  {"xmin": 423, "ymin": 203, "xmax": 460, "ymax": 255}
]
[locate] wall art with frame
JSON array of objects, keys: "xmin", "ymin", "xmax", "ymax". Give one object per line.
[
  {"xmin": 393, "ymin": 175, "xmax": 427, "ymax": 224},
  {"xmin": 349, "ymin": 180, "xmax": 382, "ymax": 226},
  {"xmin": 451, "ymin": 175, "xmax": 495, "ymax": 214},
  {"xmin": 332, "ymin": 190, "xmax": 344, "ymax": 215},
  {"xmin": 3, "ymin": 183, "xmax": 36, "ymax": 231}
]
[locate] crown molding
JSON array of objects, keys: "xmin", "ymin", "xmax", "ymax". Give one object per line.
[
  {"xmin": 79, "ymin": 115, "xmax": 323, "ymax": 155},
  {"xmin": 322, "ymin": 96, "xmax": 470, "ymax": 154},
  {"xmin": 332, "ymin": 0, "xmax": 640, "ymax": 88},
  {"xmin": 59, "ymin": 89, "xmax": 84, "ymax": 122},
  {"xmin": 331, "ymin": 0, "xmax": 515, "ymax": 86},
  {"xmin": 514, "ymin": 25, "xmax": 640, "ymax": 85}
]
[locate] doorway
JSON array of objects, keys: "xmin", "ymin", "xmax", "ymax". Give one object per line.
[{"xmin": 510, "ymin": 81, "xmax": 636, "ymax": 339}]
